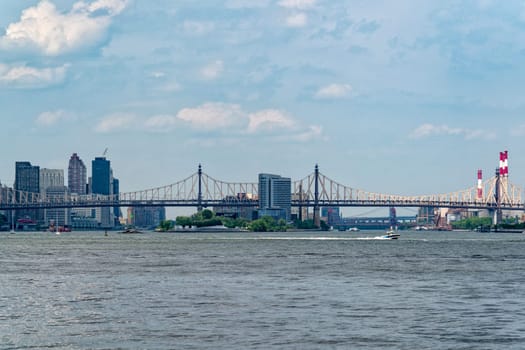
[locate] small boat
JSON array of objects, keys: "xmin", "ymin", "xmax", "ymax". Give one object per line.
[
  {"xmin": 383, "ymin": 229, "xmax": 400, "ymax": 240},
  {"xmin": 119, "ymin": 228, "xmax": 143, "ymax": 234}
]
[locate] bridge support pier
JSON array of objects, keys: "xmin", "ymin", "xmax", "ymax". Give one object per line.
[
  {"xmin": 298, "ymin": 183, "xmax": 303, "ymax": 222},
  {"xmin": 197, "ymin": 164, "xmax": 203, "ymax": 212}
]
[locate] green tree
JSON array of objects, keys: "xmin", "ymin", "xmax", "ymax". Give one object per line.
[
  {"xmin": 194, "ymin": 218, "xmax": 222, "ymax": 227},
  {"xmin": 202, "ymin": 209, "xmax": 214, "ymax": 220},
  {"xmin": 293, "ymin": 219, "xmax": 317, "ymax": 230},
  {"xmin": 249, "ymin": 219, "xmax": 269, "ymax": 232},
  {"xmin": 261, "ymin": 216, "xmax": 276, "ymax": 227},
  {"xmin": 176, "ymin": 216, "xmax": 192, "ymax": 228},
  {"xmin": 451, "ymin": 217, "xmax": 492, "ymax": 230},
  {"xmin": 277, "ymin": 219, "xmax": 287, "ymax": 232},
  {"xmin": 158, "ymin": 220, "xmax": 175, "ymax": 231},
  {"xmin": 221, "ymin": 217, "xmax": 249, "ymax": 229},
  {"xmin": 246, "ymin": 216, "xmax": 289, "ymax": 232},
  {"xmin": 221, "ymin": 217, "xmax": 236, "ymax": 229}
]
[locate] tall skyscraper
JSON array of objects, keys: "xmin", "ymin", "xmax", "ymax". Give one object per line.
[
  {"xmin": 258, "ymin": 173, "xmax": 291, "ymax": 221},
  {"xmin": 40, "ymin": 169, "xmax": 64, "ymax": 197},
  {"xmin": 15, "ymin": 161, "xmax": 40, "ymax": 222},
  {"xmin": 68, "ymin": 153, "xmax": 87, "ymax": 195},
  {"xmin": 92, "ymin": 157, "xmax": 114, "ymax": 228},
  {"xmin": 92, "ymin": 157, "xmax": 111, "ymax": 195}
]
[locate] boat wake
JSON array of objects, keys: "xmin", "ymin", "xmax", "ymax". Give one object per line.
[
  {"xmin": 257, "ymin": 236, "xmax": 397, "ymax": 241},
  {"xmin": 183, "ymin": 236, "xmax": 403, "ymax": 241}
]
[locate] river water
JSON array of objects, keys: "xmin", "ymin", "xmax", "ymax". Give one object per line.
[{"xmin": 1, "ymin": 230, "xmax": 525, "ymax": 349}]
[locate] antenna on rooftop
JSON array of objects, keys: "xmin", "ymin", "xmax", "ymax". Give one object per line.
[{"xmin": 102, "ymin": 148, "xmax": 108, "ymax": 157}]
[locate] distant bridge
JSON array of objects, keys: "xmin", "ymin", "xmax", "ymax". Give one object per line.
[
  {"xmin": 1, "ymin": 165, "xmax": 523, "ymax": 223},
  {"xmin": 337, "ymin": 216, "xmax": 418, "ymax": 230}
]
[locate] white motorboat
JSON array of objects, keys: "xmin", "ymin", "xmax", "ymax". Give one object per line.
[{"xmin": 383, "ymin": 229, "xmax": 400, "ymax": 240}]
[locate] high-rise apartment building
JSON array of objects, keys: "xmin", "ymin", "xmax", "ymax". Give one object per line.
[
  {"xmin": 68, "ymin": 153, "xmax": 87, "ymax": 195},
  {"xmin": 45, "ymin": 186, "xmax": 70, "ymax": 227},
  {"xmin": 258, "ymin": 173, "xmax": 291, "ymax": 221},
  {"xmin": 15, "ymin": 161, "xmax": 40, "ymax": 222},
  {"xmin": 92, "ymin": 157, "xmax": 114, "ymax": 228},
  {"xmin": 40, "ymin": 169, "xmax": 64, "ymax": 197},
  {"xmin": 15, "ymin": 162, "xmax": 40, "ymax": 193}
]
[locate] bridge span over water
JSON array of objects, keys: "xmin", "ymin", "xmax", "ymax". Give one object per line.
[{"xmin": 0, "ymin": 165, "xmax": 523, "ymax": 214}]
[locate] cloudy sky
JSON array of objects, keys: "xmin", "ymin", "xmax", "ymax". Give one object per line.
[{"xmin": 1, "ymin": 0, "xmax": 525, "ymax": 213}]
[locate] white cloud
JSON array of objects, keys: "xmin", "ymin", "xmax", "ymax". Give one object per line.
[
  {"xmin": 463, "ymin": 129, "xmax": 493, "ymax": 140},
  {"xmin": 291, "ymin": 125, "xmax": 323, "ymax": 142},
  {"xmin": 175, "ymin": 103, "xmax": 323, "ymax": 141},
  {"xmin": 280, "ymin": 0, "xmax": 315, "ymax": 28},
  {"xmin": 35, "ymin": 110, "xmax": 73, "ymax": 126},
  {"xmin": 200, "ymin": 60, "xmax": 224, "ymax": 80},
  {"xmin": 246, "ymin": 109, "xmax": 323, "ymax": 142},
  {"xmin": 177, "ymin": 103, "xmax": 243, "ymax": 129},
  {"xmin": 315, "ymin": 83, "xmax": 352, "ymax": 99},
  {"xmin": 95, "ymin": 113, "xmax": 136, "ymax": 133},
  {"xmin": 0, "ymin": 0, "xmax": 128, "ymax": 56},
  {"xmin": 247, "ymin": 109, "xmax": 296, "ymax": 133},
  {"xmin": 89, "ymin": 103, "xmax": 324, "ymax": 142},
  {"xmin": 73, "ymin": 0, "xmax": 128, "ymax": 15},
  {"xmin": 0, "ymin": 63, "xmax": 69, "ymax": 88},
  {"xmin": 410, "ymin": 123, "xmax": 496, "ymax": 140},
  {"xmin": 286, "ymin": 13, "xmax": 308, "ymax": 27},
  {"xmin": 279, "ymin": 0, "xmax": 316, "ymax": 9},
  {"xmin": 144, "ymin": 115, "xmax": 178, "ymax": 132},
  {"xmin": 410, "ymin": 124, "xmax": 461, "ymax": 138}
]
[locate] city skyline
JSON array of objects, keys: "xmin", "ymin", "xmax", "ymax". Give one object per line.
[{"xmin": 1, "ymin": 0, "xmax": 525, "ymax": 205}]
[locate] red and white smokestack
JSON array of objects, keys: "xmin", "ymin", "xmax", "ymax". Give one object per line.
[
  {"xmin": 503, "ymin": 150, "xmax": 508, "ymax": 176},
  {"xmin": 499, "ymin": 151, "xmax": 509, "ymax": 176},
  {"xmin": 499, "ymin": 152, "xmax": 504, "ymax": 175},
  {"xmin": 477, "ymin": 170, "xmax": 483, "ymax": 199}
]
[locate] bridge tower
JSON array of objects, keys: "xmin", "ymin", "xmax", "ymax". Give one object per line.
[
  {"xmin": 197, "ymin": 164, "xmax": 203, "ymax": 212},
  {"xmin": 298, "ymin": 183, "xmax": 303, "ymax": 222},
  {"xmin": 389, "ymin": 207, "xmax": 397, "ymax": 228},
  {"xmin": 494, "ymin": 167, "xmax": 502, "ymax": 226},
  {"xmin": 313, "ymin": 164, "xmax": 320, "ymax": 228}
]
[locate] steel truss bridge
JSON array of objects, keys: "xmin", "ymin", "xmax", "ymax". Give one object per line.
[{"xmin": 1, "ymin": 165, "xmax": 523, "ymax": 216}]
